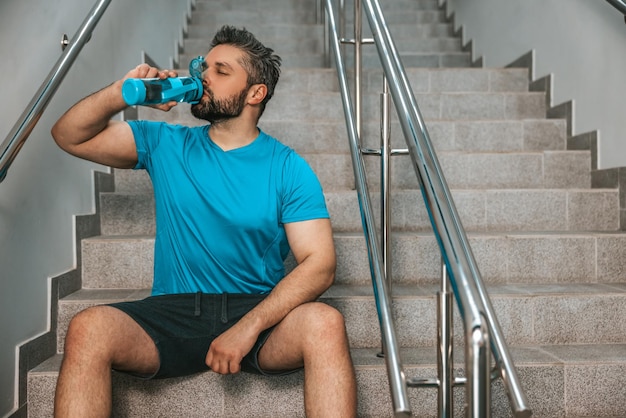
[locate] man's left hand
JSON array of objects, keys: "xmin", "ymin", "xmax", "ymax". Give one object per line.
[{"xmin": 205, "ymin": 323, "xmax": 258, "ymax": 374}]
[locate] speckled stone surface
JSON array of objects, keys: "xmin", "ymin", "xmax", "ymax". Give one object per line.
[
  {"xmin": 28, "ymin": 344, "xmax": 626, "ymax": 417},
  {"xmin": 79, "ymin": 230, "xmax": 626, "ymax": 287}
]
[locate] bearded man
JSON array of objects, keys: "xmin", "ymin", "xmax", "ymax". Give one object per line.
[{"xmin": 50, "ymin": 25, "xmax": 357, "ymax": 418}]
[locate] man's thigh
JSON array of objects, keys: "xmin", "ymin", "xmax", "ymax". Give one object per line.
[{"xmin": 257, "ymin": 301, "xmax": 345, "ymax": 372}]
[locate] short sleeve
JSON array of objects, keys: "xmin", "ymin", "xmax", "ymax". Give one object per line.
[
  {"xmin": 128, "ymin": 120, "xmax": 164, "ymax": 171},
  {"xmin": 280, "ymin": 152, "xmax": 329, "ymax": 224}
]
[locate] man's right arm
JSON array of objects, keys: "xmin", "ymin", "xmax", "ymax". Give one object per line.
[{"xmin": 51, "ymin": 64, "xmax": 177, "ymax": 168}]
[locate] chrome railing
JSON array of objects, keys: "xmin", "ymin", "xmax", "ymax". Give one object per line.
[
  {"xmin": 0, "ymin": 0, "xmax": 112, "ymax": 182},
  {"xmin": 323, "ymin": 0, "xmax": 532, "ymax": 416},
  {"xmin": 323, "ymin": 0, "xmax": 411, "ymax": 415}
]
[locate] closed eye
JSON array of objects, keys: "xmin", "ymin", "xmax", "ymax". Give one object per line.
[{"xmin": 214, "ymin": 61, "xmax": 233, "ymax": 76}]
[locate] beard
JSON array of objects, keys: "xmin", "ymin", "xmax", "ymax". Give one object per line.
[{"xmin": 191, "ymin": 86, "xmax": 249, "ymax": 124}]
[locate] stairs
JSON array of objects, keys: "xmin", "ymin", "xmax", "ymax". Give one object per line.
[{"xmin": 25, "ymin": 0, "xmax": 626, "ymax": 417}]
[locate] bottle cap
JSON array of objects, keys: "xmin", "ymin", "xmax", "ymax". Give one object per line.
[{"xmin": 122, "ymin": 79, "xmax": 147, "ymax": 105}]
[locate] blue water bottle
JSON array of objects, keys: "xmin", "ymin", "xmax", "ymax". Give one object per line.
[{"xmin": 121, "ymin": 56, "xmax": 206, "ymax": 106}]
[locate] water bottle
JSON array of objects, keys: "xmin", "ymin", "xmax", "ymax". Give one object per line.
[{"xmin": 122, "ymin": 76, "xmax": 203, "ymax": 106}]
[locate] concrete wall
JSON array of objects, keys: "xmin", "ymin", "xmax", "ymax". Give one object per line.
[
  {"xmin": 0, "ymin": 0, "xmax": 191, "ymax": 415},
  {"xmin": 446, "ymin": 0, "xmax": 626, "ymax": 169}
]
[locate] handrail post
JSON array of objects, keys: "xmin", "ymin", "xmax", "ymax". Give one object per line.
[
  {"xmin": 438, "ymin": 262, "xmax": 454, "ymax": 417},
  {"xmin": 466, "ymin": 319, "xmax": 491, "ymax": 418},
  {"xmin": 381, "ymin": 76, "xmax": 392, "ymax": 289},
  {"xmin": 323, "ymin": 0, "xmax": 412, "ymax": 415},
  {"xmin": 354, "ymin": 0, "xmax": 363, "ymax": 139}
]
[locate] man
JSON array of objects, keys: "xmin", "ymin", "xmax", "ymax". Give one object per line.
[{"xmin": 51, "ymin": 25, "xmax": 357, "ymax": 417}]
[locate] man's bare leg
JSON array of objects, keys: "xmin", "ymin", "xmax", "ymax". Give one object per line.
[
  {"xmin": 54, "ymin": 306, "xmax": 160, "ymax": 418},
  {"xmin": 258, "ymin": 302, "xmax": 357, "ymax": 418}
]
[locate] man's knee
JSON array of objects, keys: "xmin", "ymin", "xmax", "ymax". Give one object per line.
[
  {"xmin": 296, "ymin": 302, "xmax": 348, "ymax": 342},
  {"xmin": 64, "ymin": 306, "xmax": 116, "ymax": 356}
]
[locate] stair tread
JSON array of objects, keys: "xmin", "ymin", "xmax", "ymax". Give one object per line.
[
  {"xmin": 30, "ymin": 342, "xmax": 626, "ymax": 376},
  {"xmin": 97, "ymin": 149, "xmax": 590, "ymax": 157},
  {"xmin": 106, "ymin": 183, "xmax": 604, "ymax": 193},
  {"xmin": 83, "ymin": 230, "xmax": 626, "ymax": 240},
  {"xmin": 62, "ymin": 282, "xmax": 626, "ymax": 303}
]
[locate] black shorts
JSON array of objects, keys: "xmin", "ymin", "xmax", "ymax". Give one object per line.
[{"xmin": 108, "ymin": 292, "xmax": 299, "ymax": 379}]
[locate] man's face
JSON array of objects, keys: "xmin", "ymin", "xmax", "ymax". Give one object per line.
[{"xmin": 191, "ymin": 44, "xmax": 251, "ymax": 123}]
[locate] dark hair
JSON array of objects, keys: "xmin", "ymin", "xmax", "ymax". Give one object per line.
[{"xmin": 210, "ymin": 25, "xmax": 282, "ymax": 116}]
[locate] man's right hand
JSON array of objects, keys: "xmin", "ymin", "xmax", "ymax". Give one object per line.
[
  {"xmin": 124, "ymin": 64, "xmax": 181, "ymax": 112},
  {"xmin": 51, "ymin": 63, "xmax": 186, "ymax": 168}
]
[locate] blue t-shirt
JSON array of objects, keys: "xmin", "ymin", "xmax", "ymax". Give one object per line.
[{"xmin": 129, "ymin": 121, "xmax": 329, "ymax": 295}]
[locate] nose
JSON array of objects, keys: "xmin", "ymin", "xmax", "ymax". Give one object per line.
[{"xmin": 202, "ymin": 69, "xmax": 212, "ymax": 86}]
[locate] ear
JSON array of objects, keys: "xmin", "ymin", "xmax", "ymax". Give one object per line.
[{"xmin": 247, "ymin": 84, "xmax": 267, "ymax": 105}]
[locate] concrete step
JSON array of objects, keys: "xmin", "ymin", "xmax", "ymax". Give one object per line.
[
  {"xmin": 141, "ymin": 90, "xmax": 546, "ymax": 124},
  {"xmin": 188, "ymin": 10, "xmax": 318, "ymax": 26},
  {"xmin": 150, "ymin": 67, "xmax": 532, "ymax": 99},
  {"xmin": 308, "ymin": 150, "xmax": 591, "ymax": 191},
  {"xmin": 351, "ymin": 51, "xmax": 473, "ymax": 68},
  {"xmin": 167, "ymin": 67, "xmax": 532, "ymax": 100},
  {"xmin": 185, "ymin": 25, "xmax": 324, "ymax": 54},
  {"xmin": 348, "ymin": 21, "xmax": 457, "ymax": 39},
  {"xmin": 188, "ymin": 21, "xmax": 456, "ymax": 41},
  {"xmin": 321, "ymin": 187, "xmax": 618, "ymax": 232},
  {"xmin": 279, "ymin": 67, "xmax": 531, "ymax": 95},
  {"xmin": 366, "ymin": 67, "xmax": 530, "ymax": 94},
  {"xmin": 193, "ymin": 0, "xmax": 323, "ymax": 12},
  {"xmin": 29, "ymin": 342, "xmax": 626, "ymax": 417},
  {"xmin": 106, "ymin": 146, "xmax": 590, "ymax": 192},
  {"xmin": 366, "ymin": 37, "xmax": 467, "ymax": 54},
  {"xmin": 182, "ymin": 7, "xmax": 460, "ymax": 67},
  {"xmin": 100, "ymin": 184, "xmax": 618, "ymax": 236},
  {"xmin": 272, "ymin": 91, "xmax": 547, "ymax": 121},
  {"xmin": 111, "ymin": 118, "xmax": 567, "ymax": 194},
  {"xmin": 120, "ymin": 116, "xmax": 567, "ymax": 169},
  {"xmin": 264, "ymin": 117, "xmax": 567, "ymax": 154},
  {"xmin": 54, "ymin": 283, "xmax": 626, "ymax": 355},
  {"xmin": 255, "ymin": 49, "xmax": 469, "ymax": 69},
  {"xmin": 179, "ymin": 51, "xmax": 326, "ymax": 69},
  {"xmin": 79, "ymin": 232, "xmax": 626, "ymax": 290},
  {"xmin": 188, "ymin": 0, "xmax": 446, "ymax": 30},
  {"xmin": 184, "ymin": 35, "xmax": 464, "ymax": 57},
  {"xmin": 183, "ymin": 36, "xmax": 326, "ymax": 56},
  {"xmin": 333, "ymin": 231, "xmax": 626, "ymax": 286},
  {"xmin": 366, "ymin": 9, "xmax": 449, "ymax": 25},
  {"xmin": 346, "ymin": 0, "xmax": 443, "ymax": 13},
  {"xmin": 186, "ymin": 23, "xmax": 324, "ymax": 40},
  {"xmin": 192, "ymin": 0, "xmax": 450, "ymax": 16},
  {"xmin": 28, "ymin": 343, "xmax": 626, "ymax": 417}
]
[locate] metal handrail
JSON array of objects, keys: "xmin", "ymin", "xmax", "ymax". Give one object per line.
[
  {"xmin": 0, "ymin": 0, "xmax": 112, "ymax": 183},
  {"xmin": 362, "ymin": 0, "xmax": 531, "ymax": 415},
  {"xmin": 324, "ymin": 0, "xmax": 533, "ymax": 415},
  {"xmin": 323, "ymin": 0, "xmax": 411, "ymax": 415}
]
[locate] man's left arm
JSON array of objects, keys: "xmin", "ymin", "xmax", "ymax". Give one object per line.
[{"xmin": 205, "ymin": 217, "xmax": 336, "ymax": 374}]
